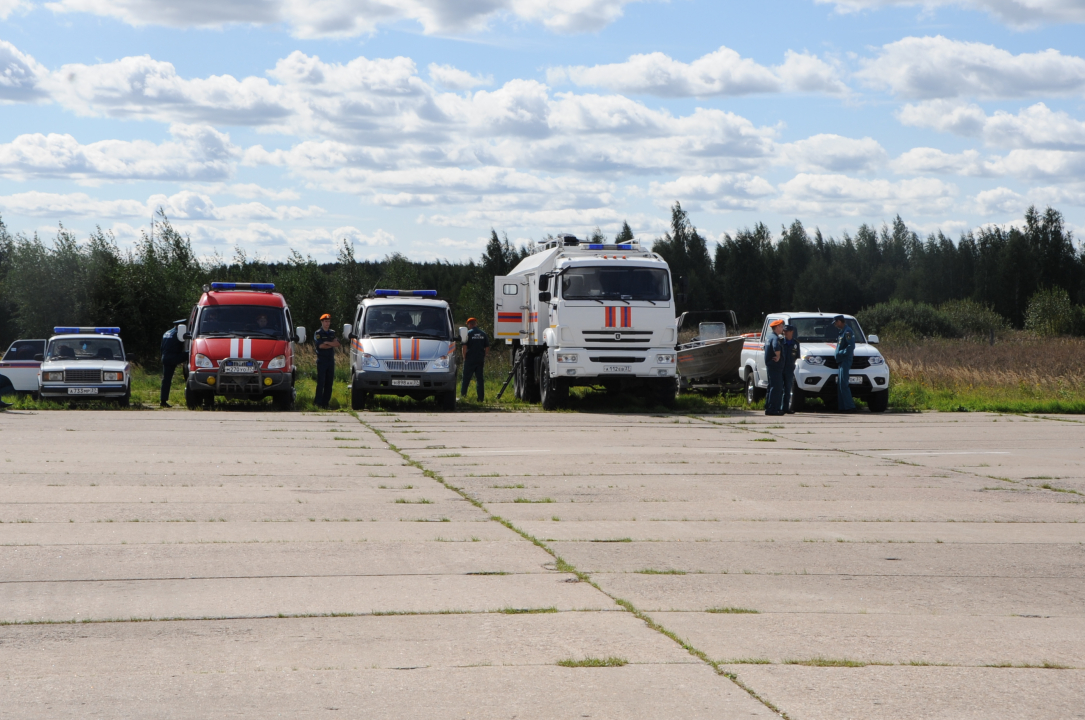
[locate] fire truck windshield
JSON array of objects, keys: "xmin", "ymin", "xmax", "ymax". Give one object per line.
[
  {"xmin": 561, "ymin": 267, "xmax": 671, "ymax": 302},
  {"xmin": 197, "ymin": 306, "xmax": 288, "ymax": 338}
]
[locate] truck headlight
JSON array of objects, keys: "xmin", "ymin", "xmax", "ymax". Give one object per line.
[
  {"xmin": 868, "ymin": 356, "xmax": 885, "ymax": 365},
  {"xmin": 804, "ymin": 355, "xmax": 826, "ymax": 365},
  {"xmin": 556, "ymin": 353, "xmax": 578, "ymax": 363},
  {"xmin": 361, "ymin": 353, "xmax": 380, "ymax": 369},
  {"xmin": 194, "ymin": 353, "xmax": 214, "ymax": 369},
  {"xmin": 656, "ymin": 354, "xmax": 675, "ymax": 364},
  {"xmin": 103, "ymin": 371, "xmax": 123, "ymax": 381},
  {"xmin": 432, "ymin": 351, "xmax": 454, "ymax": 370},
  {"xmin": 44, "ymin": 371, "xmax": 64, "ymax": 381},
  {"xmin": 267, "ymin": 354, "xmax": 287, "ymax": 370}
]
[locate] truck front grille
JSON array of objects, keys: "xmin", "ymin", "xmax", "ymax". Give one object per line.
[
  {"xmin": 65, "ymin": 369, "xmax": 101, "ymax": 383},
  {"xmin": 385, "ymin": 361, "xmax": 428, "ymax": 371},
  {"xmin": 589, "ymin": 356, "xmax": 645, "ymax": 363}
]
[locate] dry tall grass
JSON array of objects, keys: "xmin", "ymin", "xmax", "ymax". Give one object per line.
[{"xmin": 881, "ymin": 333, "xmax": 1085, "ymax": 391}]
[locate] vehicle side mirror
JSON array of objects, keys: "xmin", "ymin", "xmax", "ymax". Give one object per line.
[
  {"xmin": 34, "ymin": 353, "xmax": 44, "ymax": 361},
  {"xmin": 342, "ymin": 323, "xmax": 352, "ymax": 339},
  {"xmin": 538, "ymin": 275, "xmax": 550, "ymax": 292},
  {"xmin": 176, "ymin": 324, "xmax": 188, "ymax": 341},
  {"xmin": 538, "ymin": 291, "xmax": 551, "ymax": 302},
  {"xmin": 295, "ymin": 327, "xmax": 307, "ymax": 344},
  {"xmin": 867, "ymin": 334, "xmax": 879, "ymax": 345},
  {"xmin": 459, "ymin": 327, "xmax": 468, "ymax": 343}
]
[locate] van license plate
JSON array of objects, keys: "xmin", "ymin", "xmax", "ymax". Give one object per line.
[
  {"xmin": 68, "ymin": 387, "xmax": 98, "ymax": 395},
  {"xmin": 391, "ymin": 379, "xmax": 420, "ymax": 387},
  {"xmin": 848, "ymin": 375, "xmax": 863, "ymax": 385},
  {"xmin": 604, "ymin": 365, "xmax": 632, "ymax": 374},
  {"xmin": 223, "ymin": 366, "xmax": 253, "ymax": 373}
]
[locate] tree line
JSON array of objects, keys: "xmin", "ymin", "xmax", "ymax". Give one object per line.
[{"xmin": 1, "ymin": 204, "xmax": 1082, "ymax": 366}]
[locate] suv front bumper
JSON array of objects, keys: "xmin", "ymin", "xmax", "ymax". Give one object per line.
[
  {"xmin": 352, "ymin": 367, "xmax": 458, "ymax": 396},
  {"xmin": 795, "ymin": 364, "xmax": 889, "ymax": 396}
]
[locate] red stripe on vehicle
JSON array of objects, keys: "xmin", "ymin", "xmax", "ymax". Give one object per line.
[
  {"xmin": 393, "ymin": 339, "xmax": 402, "ymax": 360},
  {"xmin": 498, "ymin": 313, "xmax": 522, "ymax": 322},
  {"xmin": 605, "ymin": 307, "xmax": 616, "ymax": 327},
  {"xmin": 621, "ymin": 307, "xmax": 631, "ymax": 328},
  {"xmin": 412, "ymin": 338, "xmax": 420, "ymax": 361}
]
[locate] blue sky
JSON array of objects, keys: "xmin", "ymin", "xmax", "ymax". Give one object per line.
[{"xmin": 2, "ymin": 0, "xmax": 1083, "ymax": 262}]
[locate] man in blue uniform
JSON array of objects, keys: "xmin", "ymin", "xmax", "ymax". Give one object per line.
[
  {"xmin": 461, "ymin": 317, "xmax": 489, "ymax": 402},
  {"xmin": 159, "ymin": 320, "xmax": 187, "ymax": 408},
  {"xmin": 781, "ymin": 324, "xmax": 801, "ymax": 414},
  {"xmin": 313, "ymin": 313, "xmax": 340, "ymax": 409},
  {"xmin": 764, "ymin": 318, "xmax": 785, "ymax": 416},
  {"xmin": 832, "ymin": 315, "xmax": 856, "ymax": 413}
]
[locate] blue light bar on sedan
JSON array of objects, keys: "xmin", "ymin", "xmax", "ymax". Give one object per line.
[
  {"xmin": 373, "ymin": 289, "xmax": 438, "ymax": 297},
  {"xmin": 53, "ymin": 327, "xmax": 121, "ymax": 335},
  {"xmin": 209, "ymin": 282, "xmax": 275, "ymax": 291},
  {"xmin": 587, "ymin": 244, "xmax": 604, "ymax": 250}
]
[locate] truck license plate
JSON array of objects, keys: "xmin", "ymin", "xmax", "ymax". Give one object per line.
[
  {"xmin": 391, "ymin": 379, "xmax": 420, "ymax": 387},
  {"xmin": 604, "ymin": 365, "xmax": 632, "ymax": 374},
  {"xmin": 68, "ymin": 387, "xmax": 98, "ymax": 395},
  {"xmin": 848, "ymin": 375, "xmax": 863, "ymax": 385}
]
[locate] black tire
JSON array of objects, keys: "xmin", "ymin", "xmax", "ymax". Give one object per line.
[
  {"xmin": 867, "ymin": 390, "xmax": 889, "ymax": 413},
  {"xmin": 513, "ymin": 349, "xmax": 525, "ymax": 400},
  {"xmin": 745, "ymin": 372, "xmax": 764, "ymax": 405},
  {"xmin": 654, "ymin": 378, "xmax": 677, "ymax": 408},
  {"xmin": 273, "ymin": 388, "xmax": 295, "ymax": 411},
  {"xmin": 539, "ymin": 355, "xmax": 566, "ymax": 410},
  {"xmin": 676, "ymin": 375, "xmax": 690, "ymax": 394},
  {"xmin": 438, "ymin": 391, "xmax": 456, "ymax": 412},
  {"xmin": 351, "ymin": 383, "xmax": 367, "ymax": 411},
  {"xmin": 523, "ymin": 351, "xmax": 541, "ymax": 404},
  {"xmin": 788, "ymin": 384, "xmax": 805, "ymax": 413},
  {"xmin": 117, "ymin": 387, "xmax": 131, "ymax": 408},
  {"xmin": 185, "ymin": 386, "xmax": 201, "ymax": 410}
]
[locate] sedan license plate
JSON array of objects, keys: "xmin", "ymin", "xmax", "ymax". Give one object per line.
[
  {"xmin": 604, "ymin": 365, "xmax": 632, "ymax": 374},
  {"xmin": 391, "ymin": 379, "xmax": 420, "ymax": 387},
  {"xmin": 848, "ymin": 375, "xmax": 863, "ymax": 385},
  {"xmin": 68, "ymin": 387, "xmax": 98, "ymax": 395}
]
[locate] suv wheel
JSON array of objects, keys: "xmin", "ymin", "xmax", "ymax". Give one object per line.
[
  {"xmin": 745, "ymin": 373, "xmax": 764, "ymax": 405},
  {"xmin": 867, "ymin": 390, "xmax": 889, "ymax": 413}
]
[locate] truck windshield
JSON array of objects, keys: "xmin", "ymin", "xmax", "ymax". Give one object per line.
[
  {"xmin": 363, "ymin": 305, "xmax": 451, "ymax": 339},
  {"xmin": 789, "ymin": 317, "xmax": 866, "ymax": 344},
  {"xmin": 561, "ymin": 267, "xmax": 671, "ymax": 301},
  {"xmin": 47, "ymin": 337, "xmax": 124, "ymax": 361},
  {"xmin": 197, "ymin": 305, "xmax": 287, "ymax": 338}
]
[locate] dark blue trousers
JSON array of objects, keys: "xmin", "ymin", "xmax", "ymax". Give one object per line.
[
  {"xmin": 837, "ymin": 360, "xmax": 855, "ymax": 411},
  {"xmin": 461, "ymin": 359, "xmax": 484, "ymax": 401},
  {"xmin": 765, "ymin": 365, "xmax": 785, "ymax": 415},
  {"xmin": 315, "ymin": 360, "xmax": 335, "ymax": 408},
  {"xmin": 160, "ymin": 361, "xmax": 180, "ymax": 405}
]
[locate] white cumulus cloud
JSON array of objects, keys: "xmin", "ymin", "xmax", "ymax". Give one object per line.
[
  {"xmin": 649, "ymin": 173, "xmax": 776, "ymax": 212},
  {"xmin": 858, "ymin": 36, "xmax": 1085, "ymax": 99},
  {"xmin": 428, "ymin": 63, "xmax": 492, "ymax": 90},
  {"xmin": 42, "ymin": 0, "xmax": 649, "ymax": 36},
  {"xmin": 778, "ymin": 134, "xmax": 888, "ymax": 173},
  {"xmin": 0, "ymin": 124, "xmax": 240, "ymax": 182},
  {"xmin": 816, "ymin": 0, "xmax": 1085, "ymax": 28},
  {"xmin": 549, "ymin": 45, "xmax": 846, "ymax": 97},
  {"xmin": 775, "ymin": 173, "xmax": 959, "ymax": 216},
  {"xmin": 0, "ymin": 39, "xmax": 49, "ymax": 103}
]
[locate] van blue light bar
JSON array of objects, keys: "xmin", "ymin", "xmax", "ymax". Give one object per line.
[
  {"xmin": 587, "ymin": 244, "xmax": 604, "ymax": 250},
  {"xmin": 209, "ymin": 282, "xmax": 275, "ymax": 291},
  {"xmin": 54, "ymin": 327, "xmax": 121, "ymax": 335},
  {"xmin": 616, "ymin": 244, "xmax": 632, "ymax": 250},
  {"xmin": 374, "ymin": 289, "xmax": 438, "ymax": 297}
]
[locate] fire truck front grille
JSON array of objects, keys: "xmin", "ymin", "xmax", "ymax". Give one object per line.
[
  {"xmin": 65, "ymin": 369, "xmax": 102, "ymax": 383},
  {"xmin": 385, "ymin": 361, "xmax": 428, "ymax": 371},
  {"xmin": 589, "ymin": 356, "xmax": 645, "ymax": 363}
]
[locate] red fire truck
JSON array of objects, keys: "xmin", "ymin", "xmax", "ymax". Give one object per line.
[{"xmin": 179, "ymin": 282, "xmax": 306, "ymax": 410}]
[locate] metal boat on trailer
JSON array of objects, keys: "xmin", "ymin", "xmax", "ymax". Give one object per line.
[{"xmin": 675, "ymin": 311, "xmax": 745, "ymax": 392}]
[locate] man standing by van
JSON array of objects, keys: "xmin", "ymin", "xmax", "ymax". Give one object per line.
[
  {"xmin": 314, "ymin": 313, "xmax": 340, "ymax": 409},
  {"xmin": 160, "ymin": 320, "xmax": 187, "ymax": 408},
  {"xmin": 460, "ymin": 318, "xmax": 489, "ymax": 402}
]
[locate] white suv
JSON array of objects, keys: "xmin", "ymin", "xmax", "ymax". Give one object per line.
[{"xmin": 739, "ymin": 312, "xmax": 889, "ymax": 412}]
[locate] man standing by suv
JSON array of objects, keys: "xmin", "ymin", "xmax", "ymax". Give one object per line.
[
  {"xmin": 314, "ymin": 313, "xmax": 340, "ymax": 409},
  {"xmin": 833, "ymin": 315, "xmax": 856, "ymax": 413},
  {"xmin": 460, "ymin": 317, "xmax": 489, "ymax": 403}
]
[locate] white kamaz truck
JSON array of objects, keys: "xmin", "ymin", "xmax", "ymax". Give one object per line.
[{"xmin": 494, "ymin": 234, "xmax": 678, "ymax": 409}]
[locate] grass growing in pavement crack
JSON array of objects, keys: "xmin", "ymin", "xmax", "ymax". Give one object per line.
[
  {"xmin": 635, "ymin": 569, "xmax": 687, "ymax": 575},
  {"xmin": 557, "ymin": 657, "xmax": 628, "ymax": 667},
  {"xmin": 785, "ymin": 657, "xmax": 882, "ymax": 667},
  {"xmin": 499, "ymin": 607, "xmax": 558, "ymax": 614},
  {"xmin": 353, "ymin": 412, "xmax": 791, "ymax": 720},
  {"xmin": 706, "ymin": 607, "xmax": 760, "ymax": 614}
]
